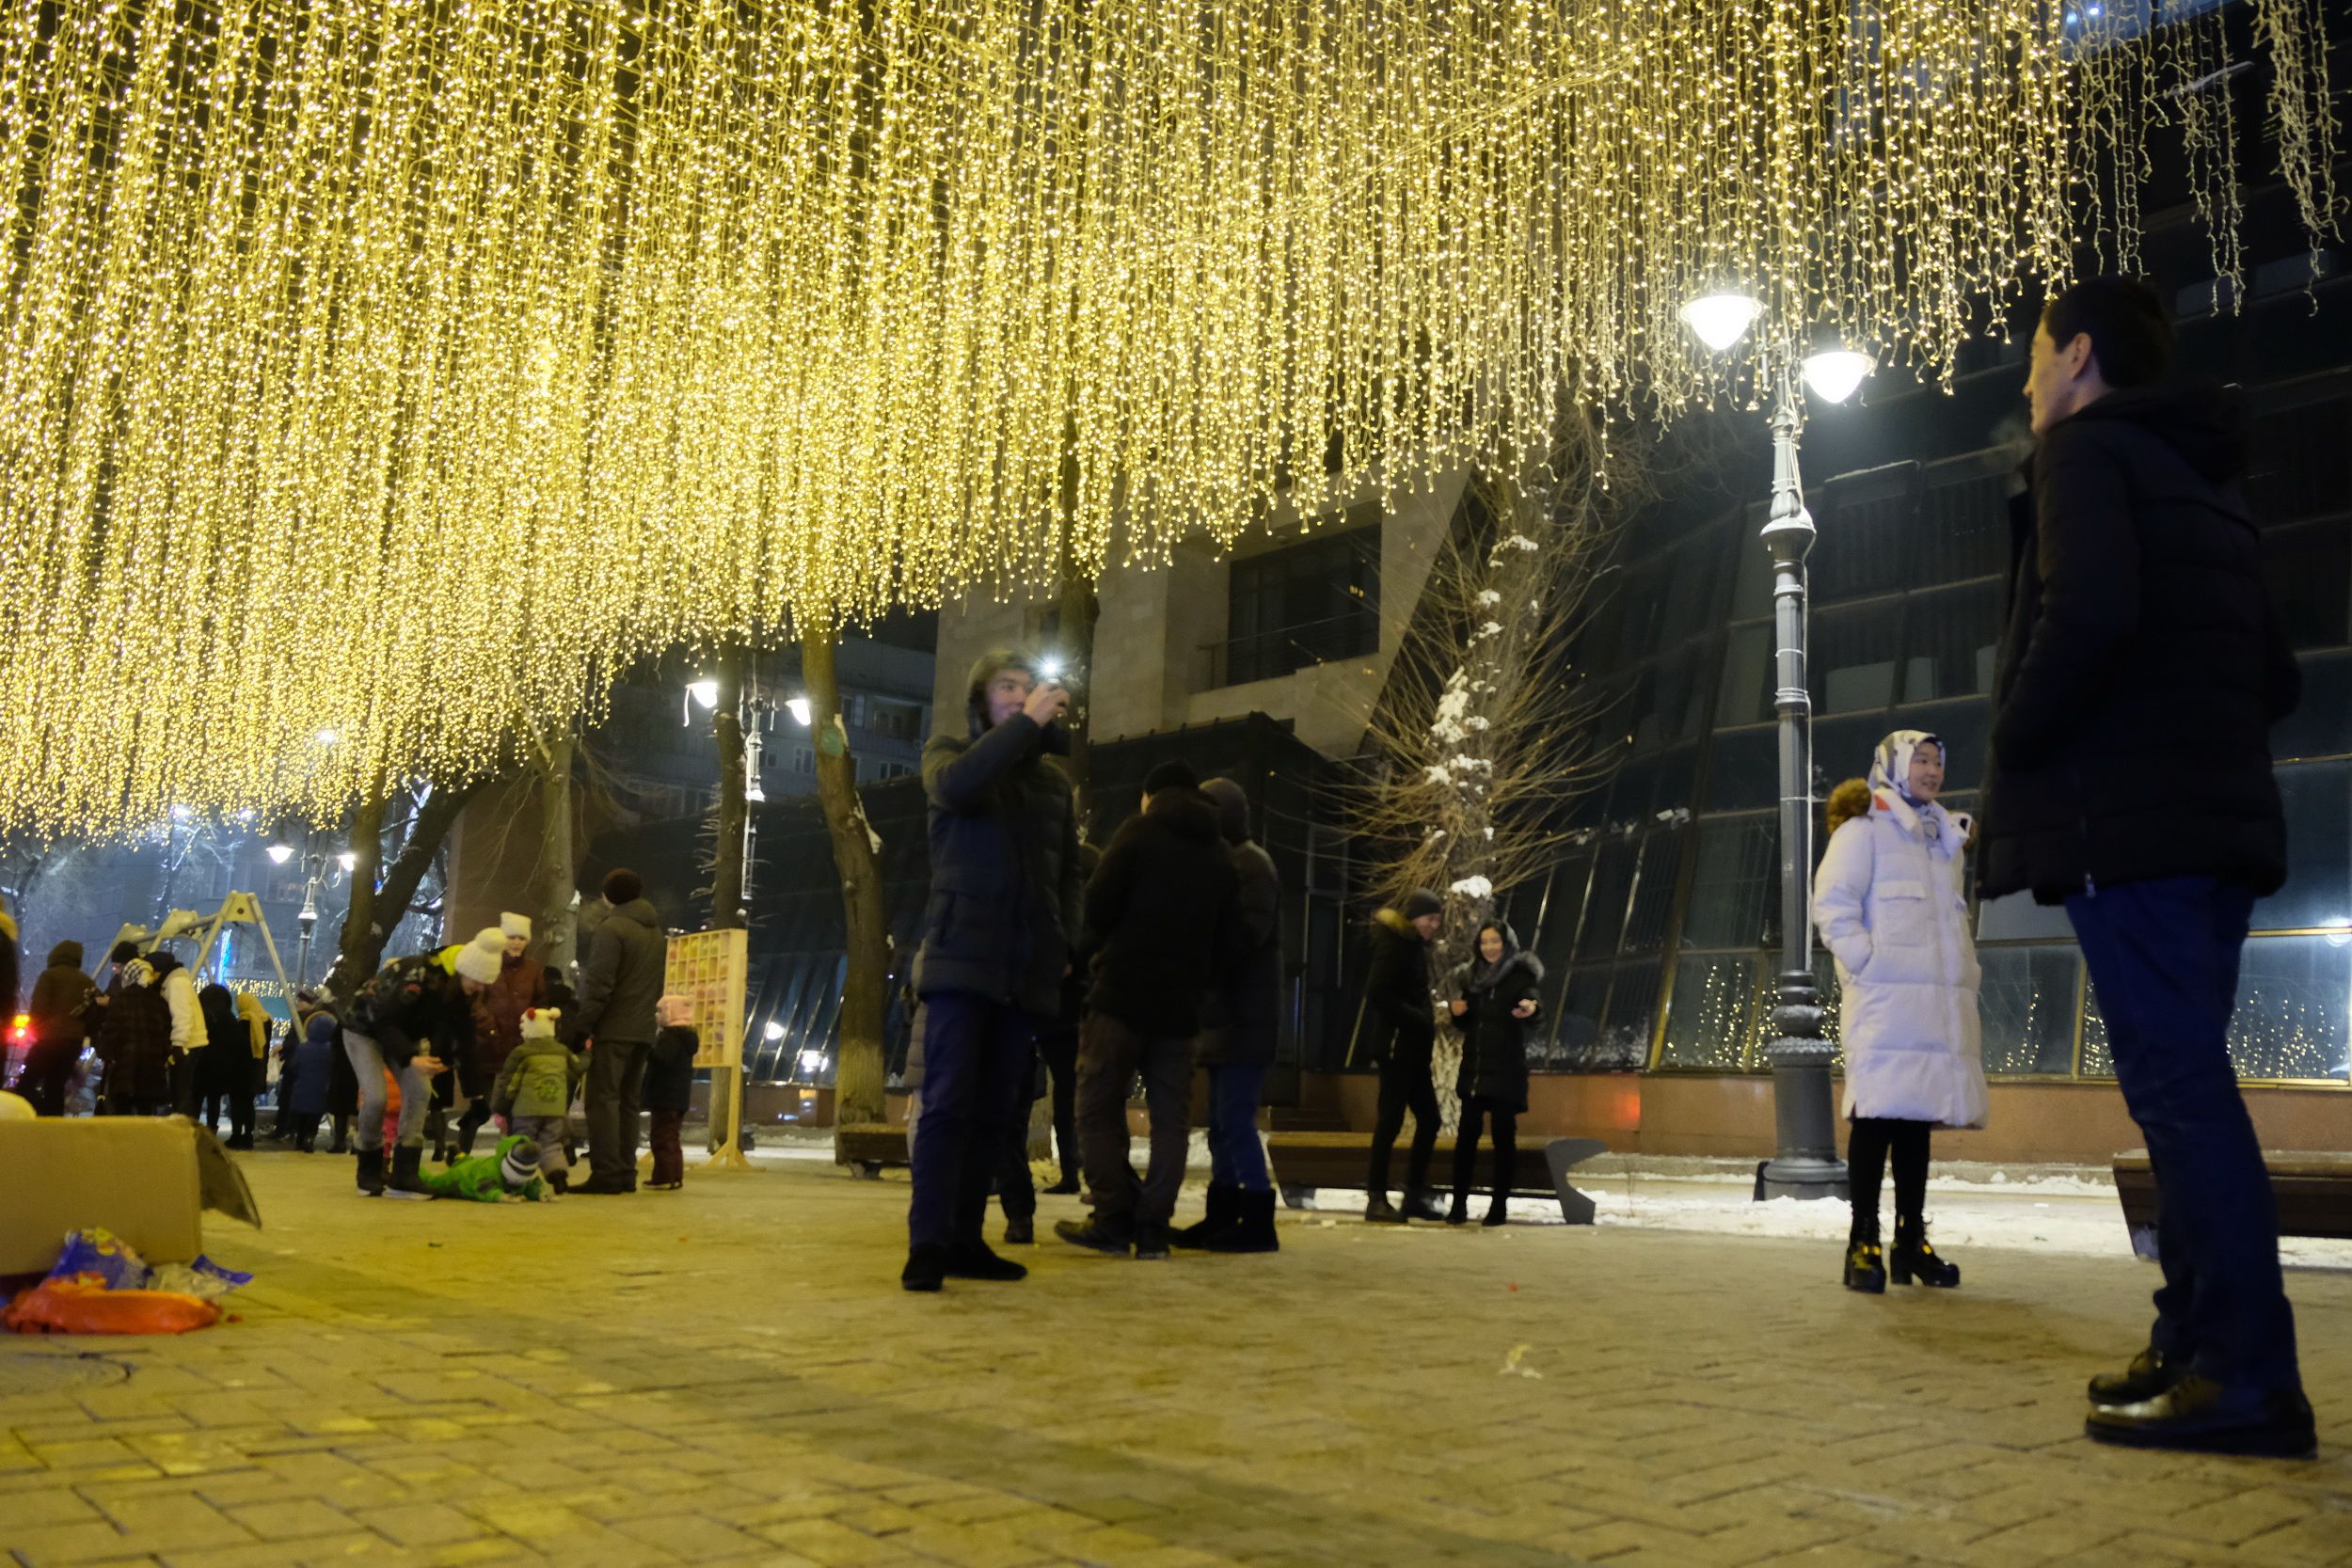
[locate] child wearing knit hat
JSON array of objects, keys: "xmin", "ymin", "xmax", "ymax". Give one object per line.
[{"xmin": 491, "ymin": 1007, "xmax": 582, "ymax": 1195}]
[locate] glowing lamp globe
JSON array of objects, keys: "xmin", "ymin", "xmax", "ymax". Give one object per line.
[
  {"xmin": 1800, "ymin": 349, "xmax": 1877, "ymax": 405},
  {"xmin": 1679, "ymin": 293, "xmax": 1763, "ymax": 353}
]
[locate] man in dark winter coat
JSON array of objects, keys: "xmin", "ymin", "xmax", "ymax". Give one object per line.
[
  {"xmin": 902, "ymin": 648, "xmax": 1084, "ymax": 1291},
  {"xmin": 1057, "ymin": 761, "xmax": 1244, "ymax": 1259},
  {"xmin": 23, "ymin": 941, "xmax": 96, "ymax": 1115},
  {"xmin": 573, "ymin": 869, "xmax": 666, "ymax": 1195},
  {"xmin": 1988, "ymin": 276, "xmax": 2312, "ymax": 1458},
  {"xmin": 993, "ymin": 841, "xmax": 1103, "ymax": 1246},
  {"xmin": 1359, "ymin": 889, "xmax": 1445, "ymax": 1223},
  {"xmin": 1173, "ymin": 777, "xmax": 1284, "ymax": 1253}
]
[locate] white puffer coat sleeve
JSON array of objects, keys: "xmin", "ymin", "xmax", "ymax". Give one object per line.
[{"xmin": 1813, "ymin": 795, "xmax": 1988, "ymax": 1130}]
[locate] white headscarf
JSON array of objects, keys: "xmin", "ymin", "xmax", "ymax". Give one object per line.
[{"xmin": 1867, "ymin": 730, "xmax": 1962, "ymax": 848}]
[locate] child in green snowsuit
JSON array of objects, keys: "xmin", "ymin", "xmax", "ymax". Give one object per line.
[
  {"xmin": 418, "ymin": 1132, "xmax": 549, "ymax": 1202},
  {"xmin": 491, "ymin": 1007, "xmax": 582, "ymax": 1195}
]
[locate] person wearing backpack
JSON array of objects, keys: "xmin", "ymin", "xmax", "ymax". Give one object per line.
[{"xmin": 491, "ymin": 1007, "xmax": 583, "ymax": 1196}]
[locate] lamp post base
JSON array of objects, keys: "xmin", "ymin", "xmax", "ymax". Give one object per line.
[
  {"xmin": 1755, "ymin": 1153, "xmax": 1851, "ymax": 1202},
  {"xmin": 1756, "ymin": 972, "xmax": 1848, "ymax": 1202}
]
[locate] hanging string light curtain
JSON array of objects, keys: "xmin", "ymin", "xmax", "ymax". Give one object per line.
[{"xmin": 0, "ymin": 0, "xmax": 2335, "ymax": 838}]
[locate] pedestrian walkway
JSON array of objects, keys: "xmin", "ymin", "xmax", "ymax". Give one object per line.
[{"xmin": 3, "ymin": 1152, "xmax": 2347, "ymax": 1567}]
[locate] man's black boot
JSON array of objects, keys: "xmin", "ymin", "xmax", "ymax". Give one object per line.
[
  {"xmin": 355, "ymin": 1148, "xmax": 386, "ymax": 1196},
  {"xmin": 901, "ymin": 1244, "xmax": 947, "ymax": 1292},
  {"xmin": 1364, "ymin": 1192, "xmax": 1405, "ymax": 1224},
  {"xmin": 1003, "ymin": 1213, "xmax": 1035, "ymax": 1245},
  {"xmin": 2089, "ymin": 1348, "xmax": 2186, "ymax": 1407},
  {"xmin": 2084, "ymin": 1374, "xmax": 2316, "ymax": 1458},
  {"xmin": 945, "ymin": 1241, "xmax": 1028, "ymax": 1281},
  {"xmin": 1134, "ymin": 1220, "xmax": 1171, "ymax": 1260},
  {"xmin": 1056, "ymin": 1213, "xmax": 1134, "ymax": 1255},
  {"xmin": 1403, "ymin": 1186, "xmax": 1448, "ymax": 1223}
]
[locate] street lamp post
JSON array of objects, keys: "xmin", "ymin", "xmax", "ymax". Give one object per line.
[{"xmin": 1679, "ymin": 293, "xmax": 1874, "ymax": 1202}]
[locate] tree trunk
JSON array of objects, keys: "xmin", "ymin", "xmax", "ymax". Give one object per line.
[
  {"xmin": 323, "ymin": 779, "xmax": 478, "ymax": 998},
  {"xmin": 323, "ymin": 784, "xmax": 388, "ymax": 1001},
  {"xmin": 526, "ymin": 736, "xmax": 579, "ymax": 972},
  {"xmin": 709, "ymin": 644, "xmax": 749, "ymax": 930},
  {"xmin": 804, "ymin": 628, "xmax": 891, "ymax": 1131},
  {"xmin": 1055, "ymin": 562, "xmax": 1101, "ymax": 837}
]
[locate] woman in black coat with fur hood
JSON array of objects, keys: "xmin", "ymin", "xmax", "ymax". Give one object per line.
[{"xmin": 1445, "ymin": 922, "xmax": 1542, "ymax": 1226}]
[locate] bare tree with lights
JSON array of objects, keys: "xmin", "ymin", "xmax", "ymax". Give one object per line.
[{"xmin": 1346, "ymin": 419, "xmax": 1641, "ymax": 1121}]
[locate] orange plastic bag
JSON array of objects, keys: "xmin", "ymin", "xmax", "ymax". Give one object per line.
[{"xmin": 4, "ymin": 1279, "xmax": 222, "ymax": 1335}]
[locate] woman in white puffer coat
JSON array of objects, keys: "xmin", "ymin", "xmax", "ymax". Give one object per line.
[{"xmin": 1813, "ymin": 730, "xmax": 1989, "ymax": 1295}]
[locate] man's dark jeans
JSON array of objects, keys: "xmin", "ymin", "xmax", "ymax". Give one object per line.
[
  {"xmin": 585, "ymin": 1038, "xmax": 650, "ymax": 1185},
  {"xmin": 1076, "ymin": 1013, "xmax": 1193, "ymax": 1227},
  {"xmin": 1205, "ymin": 1063, "xmax": 1271, "ymax": 1192},
  {"xmin": 2067, "ymin": 876, "xmax": 2301, "ymax": 1394},
  {"xmin": 907, "ymin": 995, "xmax": 1034, "ymax": 1252},
  {"xmin": 1367, "ymin": 1045, "xmax": 1438, "ymax": 1196}
]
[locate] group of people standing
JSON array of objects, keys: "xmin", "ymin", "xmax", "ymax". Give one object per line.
[
  {"xmin": 897, "ymin": 650, "xmax": 1291, "ymax": 1291},
  {"xmin": 3, "ymin": 871, "xmax": 694, "ymax": 1206},
  {"xmin": 330, "ymin": 872, "xmax": 689, "ymax": 1199}
]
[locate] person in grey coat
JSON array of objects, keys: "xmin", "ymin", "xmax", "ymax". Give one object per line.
[
  {"xmin": 571, "ymin": 867, "xmax": 666, "ymax": 1194},
  {"xmin": 901, "ymin": 647, "xmax": 1084, "ymax": 1291}
]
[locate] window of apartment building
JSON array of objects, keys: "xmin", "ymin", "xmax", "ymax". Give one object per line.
[
  {"xmin": 863, "ymin": 697, "xmax": 925, "ymax": 743},
  {"xmin": 792, "ymin": 747, "xmax": 817, "ymax": 776},
  {"xmin": 1221, "ymin": 514, "xmax": 1381, "ymax": 686}
]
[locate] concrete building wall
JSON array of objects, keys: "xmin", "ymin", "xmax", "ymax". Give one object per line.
[{"xmin": 933, "ymin": 470, "xmax": 1467, "ymax": 759}]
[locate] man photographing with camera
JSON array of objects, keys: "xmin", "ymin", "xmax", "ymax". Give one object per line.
[{"xmin": 901, "ymin": 649, "xmax": 1086, "ymax": 1291}]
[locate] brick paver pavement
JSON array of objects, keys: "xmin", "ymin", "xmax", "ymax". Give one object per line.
[{"xmin": 2, "ymin": 1154, "xmax": 2347, "ymax": 1568}]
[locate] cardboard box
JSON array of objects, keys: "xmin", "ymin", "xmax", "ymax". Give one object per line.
[{"xmin": 0, "ymin": 1119, "xmax": 256, "ymax": 1276}]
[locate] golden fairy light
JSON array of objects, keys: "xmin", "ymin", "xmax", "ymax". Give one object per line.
[{"xmin": 0, "ymin": 0, "xmax": 2336, "ymax": 837}]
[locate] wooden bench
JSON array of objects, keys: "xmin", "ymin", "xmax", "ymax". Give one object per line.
[
  {"xmin": 2113, "ymin": 1149, "xmax": 2352, "ymax": 1259},
  {"xmin": 1264, "ymin": 1131, "xmax": 1609, "ymax": 1224},
  {"xmin": 836, "ymin": 1123, "xmax": 910, "ymax": 1178}
]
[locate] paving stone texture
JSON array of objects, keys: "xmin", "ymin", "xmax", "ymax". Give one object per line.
[{"xmin": 2, "ymin": 1153, "xmax": 2348, "ymax": 1568}]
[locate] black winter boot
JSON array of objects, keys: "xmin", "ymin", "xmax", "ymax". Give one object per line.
[
  {"xmin": 1057, "ymin": 1213, "xmax": 1135, "ymax": 1255},
  {"xmin": 2089, "ymin": 1348, "xmax": 2186, "ymax": 1407},
  {"xmin": 1403, "ymin": 1187, "xmax": 1449, "ymax": 1223},
  {"xmin": 1482, "ymin": 1195, "xmax": 1509, "ymax": 1227},
  {"xmin": 945, "ymin": 1242, "xmax": 1028, "ymax": 1281},
  {"xmin": 1891, "ymin": 1218, "xmax": 1960, "ymax": 1288},
  {"xmin": 355, "ymin": 1148, "xmax": 386, "ymax": 1197},
  {"xmin": 1446, "ymin": 1192, "xmax": 1470, "ymax": 1226},
  {"xmin": 1003, "ymin": 1213, "xmax": 1035, "ymax": 1245},
  {"xmin": 1363, "ymin": 1193, "xmax": 1405, "ymax": 1224},
  {"xmin": 1174, "ymin": 1184, "xmax": 1237, "ymax": 1248},
  {"xmin": 456, "ymin": 1123, "xmax": 479, "ymax": 1159},
  {"xmin": 1134, "ymin": 1220, "xmax": 1172, "ymax": 1260},
  {"xmin": 1842, "ymin": 1240, "xmax": 1886, "ymax": 1293},
  {"xmin": 1207, "ymin": 1189, "xmax": 1279, "ymax": 1254},
  {"xmin": 901, "ymin": 1244, "xmax": 947, "ymax": 1292},
  {"xmin": 386, "ymin": 1146, "xmax": 434, "ymax": 1199}
]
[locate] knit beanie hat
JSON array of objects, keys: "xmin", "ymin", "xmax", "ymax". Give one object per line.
[
  {"xmin": 453, "ymin": 928, "xmax": 506, "ymax": 985},
  {"xmin": 498, "ymin": 1137, "xmax": 541, "ymax": 1189},
  {"xmin": 1142, "ymin": 760, "xmax": 1200, "ymax": 796},
  {"xmin": 1401, "ymin": 889, "xmax": 1444, "ymax": 921},
  {"xmin": 500, "ymin": 911, "xmax": 532, "ymax": 941},
  {"xmin": 521, "ymin": 1007, "xmax": 561, "ymax": 1040}
]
